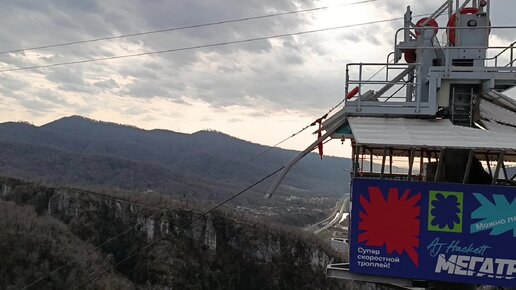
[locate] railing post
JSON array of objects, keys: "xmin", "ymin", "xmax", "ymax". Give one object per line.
[
  {"xmin": 380, "ymin": 147, "xmax": 387, "ymax": 179},
  {"xmin": 386, "ymin": 64, "xmax": 389, "ymax": 82},
  {"xmin": 434, "ymin": 149, "xmax": 445, "ymax": 182},
  {"xmin": 358, "ymin": 63, "xmax": 363, "ymax": 112},
  {"xmin": 463, "ymin": 150, "xmax": 474, "ymax": 184},
  {"xmin": 416, "ymin": 76, "xmax": 421, "ymax": 113},
  {"xmin": 345, "ymin": 66, "xmax": 350, "ymax": 106},
  {"xmin": 358, "ymin": 63, "xmax": 363, "ymax": 95},
  {"xmin": 456, "ymin": 0, "xmax": 460, "ymax": 46},
  {"xmin": 445, "ymin": 47, "xmax": 451, "ymax": 76},
  {"xmin": 407, "ymin": 148, "xmax": 415, "ymax": 181},
  {"xmin": 389, "ymin": 149, "xmax": 393, "ymax": 175},
  {"xmin": 486, "ymin": 0, "xmax": 491, "ymax": 24},
  {"xmin": 492, "ymin": 152, "xmax": 504, "ymax": 185}
]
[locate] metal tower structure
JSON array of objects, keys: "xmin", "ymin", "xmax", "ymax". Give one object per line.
[{"xmin": 267, "ymin": 0, "xmax": 516, "ymax": 288}]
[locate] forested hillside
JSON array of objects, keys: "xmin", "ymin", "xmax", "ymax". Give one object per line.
[
  {"xmin": 0, "ymin": 116, "xmax": 350, "ymax": 194},
  {"xmin": 0, "ymin": 177, "xmax": 348, "ymax": 290},
  {"xmin": 0, "ymin": 116, "xmax": 351, "ymax": 226},
  {"xmin": 0, "ymin": 199, "xmax": 133, "ymax": 289}
]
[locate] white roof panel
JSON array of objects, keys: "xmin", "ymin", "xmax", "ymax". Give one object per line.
[
  {"xmin": 482, "ymin": 120, "xmax": 516, "ymax": 135},
  {"xmin": 480, "ymin": 91, "xmax": 516, "ymax": 113},
  {"xmin": 480, "ymin": 99, "xmax": 516, "ymax": 127},
  {"xmin": 347, "ymin": 117, "xmax": 516, "ymax": 151}
]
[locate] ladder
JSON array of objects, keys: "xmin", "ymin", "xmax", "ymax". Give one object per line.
[{"xmin": 450, "ymin": 86, "xmax": 473, "ymax": 127}]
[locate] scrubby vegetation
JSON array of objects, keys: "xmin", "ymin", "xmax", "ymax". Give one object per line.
[
  {"xmin": 0, "ymin": 116, "xmax": 350, "ymax": 227},
  {"xmin": 0, "ymin": 200, "xmax": 132, "ymax": 290},
  {"xmin": 0, "ymin": 177, "xmax": 347, "ymax": 289}
]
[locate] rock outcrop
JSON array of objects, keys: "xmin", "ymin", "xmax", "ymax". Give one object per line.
[{"xmin": 1, "ymin": 177, "xmax": 346, "ymax": 290}]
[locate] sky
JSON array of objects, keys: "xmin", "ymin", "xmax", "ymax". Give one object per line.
[{"xmin": 0, "ymin": 0, "xmax": 515, "ymax": 157}]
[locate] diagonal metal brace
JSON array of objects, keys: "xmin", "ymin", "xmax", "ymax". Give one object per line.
[{"xmin": 264, "ymin": 117, "xmax": 348, "ymax": 199}]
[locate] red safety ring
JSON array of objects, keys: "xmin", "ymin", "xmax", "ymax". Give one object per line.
[
  {"xmin": 447, "ymin": 7, "xmax": 480, "ymax": 45},
  {"xmin": 415, "ymin": 18, "xmax": 439, "ymax": 37},
  {"xmin": 404, "ymin": 49, "xmax": 417, "ymax": 63},
  {"xmin": 406, "ymin": 18, "xmax": 438, "ymax": 63}
]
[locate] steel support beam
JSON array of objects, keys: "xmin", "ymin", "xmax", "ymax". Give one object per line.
[{"xmin": 462, "ymin": 150, "xmax": 474, "ymax": 184}]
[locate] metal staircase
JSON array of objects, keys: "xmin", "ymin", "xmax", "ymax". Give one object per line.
[{"xmin": 450, "ymin": 87, "xmax": 473, "ymax": 127}]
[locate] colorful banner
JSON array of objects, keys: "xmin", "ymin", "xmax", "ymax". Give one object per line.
[{"xmin": 349, "ymin": 178, "xmax": 516, "ymax": 288}]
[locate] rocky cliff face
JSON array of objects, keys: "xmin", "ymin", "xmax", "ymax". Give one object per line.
[
  {"xmin": 4, "ymin": 177, "xmax": 506, "ymax": 290},
  {"xmin": 46, "ymin": 188, "xmax": 334, "ymax": 269},
  {"xmin": 2, "ymin": 177, "xmax": 346, "ymax": 289}
]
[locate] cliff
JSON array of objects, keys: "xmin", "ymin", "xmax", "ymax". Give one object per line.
[{"xmin": 1, "ymin": 177, "xmax": 348, "ymax": 289}]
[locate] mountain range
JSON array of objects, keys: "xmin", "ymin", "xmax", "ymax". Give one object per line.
[{"xmin": 0, "ymin": 116, "xmax": 351, "ymax": 224}]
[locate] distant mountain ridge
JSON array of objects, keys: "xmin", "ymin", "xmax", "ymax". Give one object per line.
[{"xmin": 0, "ymin": 116, "xmax": 350, "ymax": 202}]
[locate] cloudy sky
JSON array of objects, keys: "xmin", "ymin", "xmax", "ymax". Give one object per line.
[{"xmin": 0, "ymin": 0, "xmax": 514, "ymax": 157}]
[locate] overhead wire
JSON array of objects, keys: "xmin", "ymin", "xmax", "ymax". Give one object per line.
[
  {"xmin": 22, "ymin": 91, "xmax": 351, "ymax": 289},
  {"xmin": 0, "ymin": 0, "xmax": 377, "ymax": 55},
  {"xmin": 66, "ymin": 88, "xmax": 367, "ymax": 289},
  {"xmin": 232, "ymin": 71, "xmax": 360, "ymax": 171},
  {"xmin": 0, "ymin": 14, "xmax": 432, "ymax": 74},
  {"xmin": 72, "ymin": 166, "xmax": 285, "ymax": 289},
  {"xmin": 21, "ymin": 119, "xmax": 324, "ymax": 289},
  {"xmin": 17, "ymin": 7, "xmax": 436, "ymax": 288},
  {"xmin": 22, "ymin": 101, "xmax": 348, "ymax": 288},
  {"xmin": 362, "ymin": 12, "xmax": 449, "ymax": 83},
  {"xmin": 66, "ymin": 44, "xmax": 367, "ymax": 288}
]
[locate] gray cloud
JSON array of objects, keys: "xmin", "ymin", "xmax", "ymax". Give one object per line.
[
  {"xmin": 282, "ymin": 53, "xmax": 304, "ymax": 65},
  {"xmin": 36, "ymin": 89, "xmax": 72, "ymax": 106},
  {"xmin": 122, "ymin": 79, "xmax": 170, "ymax": 99},
  {"xmin": 17, "ymin": 96, "xmax": 55, "ymax": 113},
  {"xmin": 0, "ymin": 75, "xmax": 29, "ymax": 92},
  {"xmin": 94, "ymin": 78, "xmax": 120, "ymax": 90},
  {"xmin": 123, "ymin": 106, "xmax": 147, "ymax": 116},
  {"xmin": 45, "ymin": 67, "xmax": 93, "ymax": 93},
  {"xmin": 118, "ymin": 65, "xmax": 159, "ymax": 79},
  {"xmin": 0, "ymin": 0, "xmax": 515, "ymax": 121},
  {"xmin": 0, "ymin": 87, "xmax": 19, "ymax": 100},
  {"xmin": 0, "ymin": 0, "xmax": 353, "ymax": 113}
]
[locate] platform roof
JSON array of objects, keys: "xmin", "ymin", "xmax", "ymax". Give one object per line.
[
  {"xmin": 347, "ymin": 117, "xmax": 516, "ymax": 155},
  {"xmin": 480, "ymin": 99, "xmax": 516, "ymax": 127},
  {"xmin": 480, "ymin": 90, "xmax": 516, "ymax": 113}
]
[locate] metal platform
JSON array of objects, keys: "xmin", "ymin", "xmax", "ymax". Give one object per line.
[
  {"xmin": 326, "ymin": 263, "xmax": 428, "ymax": 290},
  {"xmin": 267, "ymin": 1, "xmax": 516, "ymax": 288}
]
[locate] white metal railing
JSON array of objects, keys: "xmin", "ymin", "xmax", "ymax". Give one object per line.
[
  {"xmin": 487, "ymin": 41, "xmax": 516, "ymax": 67},
  {"xmin": 394, "ymin": 25, "xmax": 516, "ymax": 60},
  {"xmin": 344, "ymin": 62, "xmax": 421, "ymax": 110},
  {"xmin": 342, "ymin": 5, "xmax": 516, "ymax": 114}
]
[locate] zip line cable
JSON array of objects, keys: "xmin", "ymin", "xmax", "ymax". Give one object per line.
[
  {"xmin": 0, "ymin": 0, "xmax": 377, "ymax": 55},
  {"xmin": 229, "ymin": 125, "xmax": 312, "ymax": 174},
  {"xmin": 233, "ymin": 120, "xmax": 322, "ymax": 172},
  {"xmin": 0, "ymin": 14, "xmax": 431, "ymax": 74},
  {"xmin": 72, "ymin": 166, "xmax": 285, "ymax": 290},
  {"xmin": 19, "ymin": 9, "xmax": 438, "ymax": 289},
  {"xmin": 264, "ymin": 92, "xmax": 350, "ymax": 151},
  {"xmin": 22, "ymin": 92, "xmax": 348, "ymax": 288},
  {"xmin": 19, "ymin": 10, "xmax": 438, "ymax": 288},
  {"xmin": 231, "ymin": 79, "xmax": 356, "ymax": 171},
  {"xmin": 21, "ymin": 123, "xmax": 313, "ymax": 289},
  {"xmin": 64, "ymin": 93, "xmax": 349, "ymax": 288}
]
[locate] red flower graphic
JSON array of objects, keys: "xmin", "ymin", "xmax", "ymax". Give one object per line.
[{"xmin": 359, "ymin": 187, "xmax": 421, "ymax": 266}]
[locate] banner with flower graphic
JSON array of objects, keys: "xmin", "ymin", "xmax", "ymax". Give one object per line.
[{"xmin": 349, "ymin": 178, "xmax": 516, "ymax": 288}]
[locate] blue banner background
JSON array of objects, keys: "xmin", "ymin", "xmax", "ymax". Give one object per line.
[{"xmin": 349, "ymin": 178, "xmax": 516, "ymax": 287}]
